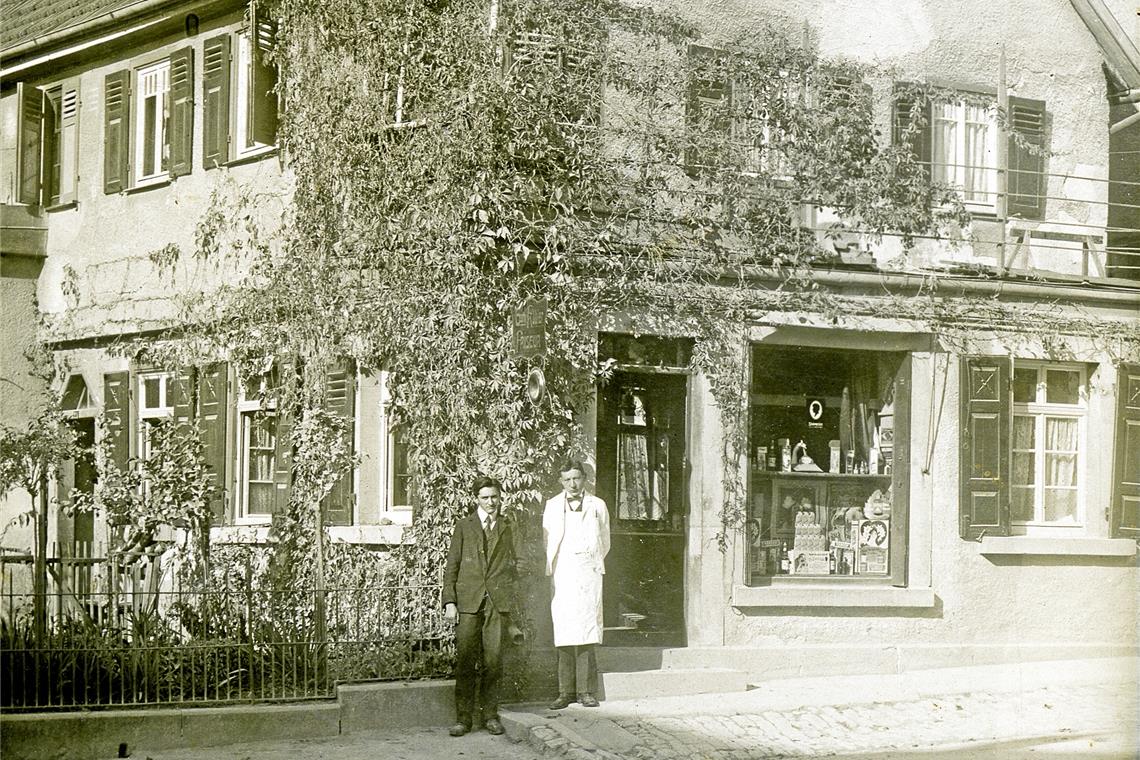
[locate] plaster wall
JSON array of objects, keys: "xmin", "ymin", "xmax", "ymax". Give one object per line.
[{"xmin": 0, "ymin": 8, "xmax": 291, "ymax": 342}]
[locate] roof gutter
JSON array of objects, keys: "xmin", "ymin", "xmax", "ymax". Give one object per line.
[
  {"xmin": 0, "ymin": 0, "xmax": 197, "ymax": 77},
  {"xmin": 1068, "ymin": 0, "xmax": 1140, "ymax": 90}
]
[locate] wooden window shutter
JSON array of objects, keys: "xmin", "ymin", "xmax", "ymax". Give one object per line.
[
  {"xmin": 103, "ymin": 70, "xmax": 130, "ymax": 193},
  {"xmin": 1006, "ymin": 96, "xmax": 1046, "ymax": 220},
  {"xmin": 57, "ymin": 79, "xmax": 81, "ymax": 204},
  {"xmin": 202, "ymin": 34, "xmax": 232, "ymax": 169},
  {"xmin": 169, "ymin": 47, "xmax": 195, "ymax": 178},
  {"xmin": 889, "ymin": 354, "xmax": 911, "ymax": 584},
  {"xmin": 170, "ymin": 367, "xmax": 196, "ymax": 425},
  {"xmin": 102, "ymin": 371, "xmax": 131, "ymax": 473},
  {"xmin": 321, "ymin": 360, "xmax": 356, "ymax": 526},
  {"xmin": 271, "ymin": 364, "xmax": 294, "ymax": 515},
  {"xmin": 686, "ymin": 45, "xmax": 732, "ymax": 173},
  {"xmin": 959, "ymin": 357, "xmax": 1011, "ymax": 540},
  {"xmin": 197, "ymin": 362, "xmax": 229, "ymax": 523},
  {"xmin": 250, "ymin": 3, "xmax": 279, "ymax": 147},
  {"xmin": 15, "ymin": 82, "xmax": 44, "ymax": 205},
  {"xmin": 892, "ymin": 83, "xmax": 932, "ymax": 181},
  {"xmin": 1112, "ymin": 363, "xmax": 1140, "ymax": 539}
]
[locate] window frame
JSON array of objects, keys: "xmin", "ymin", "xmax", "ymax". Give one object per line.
[
  {"xmin": 131, "ymin": 57, "xmax": 173, "ymax": 187},
  {"xmin": 377, "ymin": 370, "xmax": 412, "ymax": 513},
  {"xmin": 136, "ymin": 371, "xmax": 174, "ymax": 463},
  {"xmin": 233, "ymin": 30, "xmax": 276, "ymax": 159},
  {"xmin": 930, "ymin": 95, "xmax": 998, "ymax": 214},
  {"xmin": 232, "ymin": 376, "xmax": 279, "ymax": 524},
  {"xmin": 1010, "ymin": 361, "xmax": 1088, "ymax": 534}
]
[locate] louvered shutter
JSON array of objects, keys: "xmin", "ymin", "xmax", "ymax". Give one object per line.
[
  {"xmin": 202, "ymin": 34, "xmax": 231, "ymax": 169},
  {"xmin": 1113, "ymin": 364, "xmax": 1140, "ymax": 539},
  {"xmin": 198, "ymin": 363, "xmax": 229, "ymax": 523},
  {"xmin": 1006, "ymin": 96, "xmax": 1046, "ymax": 220},
  {"xmin": 102, "ymin": 371, "xmax": 131, "ymax": 474},
  {"xmin": 686, "ymin": 45, "xmax": 732, "ymax": 173},
  {"xmin": 103, "ymin": 70, "xmax": 130, "ymax": 193},
  {"xmin": 250, "ymin": 3, "xmax": 279, "ymax": 146},
  {"xmin": 321, "ymin": 360, "xmax": 356, "ymax": 526},
  {"xmin": 169, "ymin": 47, "xmax": 194, "ymax": 178},
  {"xmin": 57, "ymin": 78, "xmax": 81, "ymax": 204},
  {"xmin": 892, "ymin": 83, "xmax": 932, "ymax": 181},
  {"xmin": 959, "ymin": 357, "xmax": 1011, "ymax": 540},
  {"xmin": 16, "ymin": 82, "xmax": 44, "ymax": 205}
]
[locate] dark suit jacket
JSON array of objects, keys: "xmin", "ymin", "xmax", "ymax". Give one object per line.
[{"xmin": 442, "ymin": 511, "xmax": 518, "ymax": 615}]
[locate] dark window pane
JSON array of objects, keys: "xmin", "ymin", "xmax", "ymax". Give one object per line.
[
  {"xmin": 1046, "ymin": 370, "xmax": 1079, "ymax": 404},
  {"xmin": 1013, "ymin": 367, "xmax": 1037, "ymax": 403}
]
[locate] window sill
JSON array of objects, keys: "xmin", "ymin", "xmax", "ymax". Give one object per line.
[
  {"xmin": 45, "ymin": 201, "xmax": 78, "ymax": 213},
  {"xmin": 978, "ymin": 536, "xmax": 1137, "ymax": 557},
  {"xmin": 328, "ymin": 524, "xmax": 411, "ymax": 545},
  {"xmin": 223, "ymin": 146, "xmax": 279, "ymax": 169},
  {"xmin": 732, "ymin": 584, "xmax": 935, "ymax": 609},
  {"xmin": 125, "ymin": 178, "xmax": 172, "ymax": 194},
  {"xmin": 210, "ymin": 523, "xmax": 412, "ymax": 546}
]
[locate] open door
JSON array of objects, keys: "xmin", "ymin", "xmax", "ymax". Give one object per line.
[{"xmin": 597, "ymin": 370, "xmax": 688, "ymax": 646}]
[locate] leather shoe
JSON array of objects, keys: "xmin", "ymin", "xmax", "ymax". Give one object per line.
[
  {"xmin": 448, "ymin": 722, "xmax": 470, "ymax": 737},
  {"xmin": 548, "ymin": 694, "xmax": 574, "ymax": 710},
  {"xmin": 484, "ymin": 717, "xmax": 504, "ymax": 735},
  {"xmin": 578, "ymin": 693, "xmax": 600, "ymax": 707}
]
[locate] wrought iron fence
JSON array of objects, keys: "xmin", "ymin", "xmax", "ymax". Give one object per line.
[{"xmin": 1, "ymin": 543, "xmax": 451, "ymax": 711}]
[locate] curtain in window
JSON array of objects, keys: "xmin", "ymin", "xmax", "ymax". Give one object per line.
[
  {"xmin": 618, "ymin": 432, "xmax": 652, "ymax": 520},
  {"xmin": 1044, "ymin": 416, "xmax": 1078, "ymax": 522},
  {"xmin": 932, "ymin": 103, "xmax": 956, "ymax": 186},
  {"xmin": 963, "ymin": 104, "xmax": 989, "ymax": 201}
]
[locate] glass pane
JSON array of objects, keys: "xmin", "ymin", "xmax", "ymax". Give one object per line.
[
  {"xmin": 1045, "ymin": 454, "xmax": 1077, "ymax": 487},
  {"xmin": 1013, "ymin": 368, "xmax": 1037, "ymax": 403},
  {"xmin": 1012, "ymin": 452, "xmax": 1034, "ymax": 486},
  {"xmin": 144, "ymin": 377, "xmax": 161, "ymax": 409},
  {"xmin": 250, "ymin": 450, "xmax": 274, "ymax": 482},
  {"xmin": 1013, "ymin": 415, "xmax": 1035, "ymax": 448},
  {"xmin": 248, "ymin": 482, "xmax": 274, "ymax": 515},
  {"xmin": 1043, "ymin": 489, "xmax": 1077, "ymax": 523},
  {"xmin": 1011, "ymin": 486, "xmax": 1035, "ymax": 522},
  {"xmin": 1045, "ymin": 370, "xmax": 1080, "ymax": 405},
  {"xmin": 144, "ymin": 95, "xmax": 157, "ymax": 176},
  {"xmin": 1045, "ymin": 417, "xmax": 1078, "ymax": 452}
]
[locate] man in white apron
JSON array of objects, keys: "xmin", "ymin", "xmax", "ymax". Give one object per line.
[{"xmin": 542, "ymin": 460, "xmax": 611, "ymax": 709}]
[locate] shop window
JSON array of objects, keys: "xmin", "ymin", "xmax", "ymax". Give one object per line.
[{"xmin": 746, "ymin": 345, "xmax": 909, "ymax": 584}]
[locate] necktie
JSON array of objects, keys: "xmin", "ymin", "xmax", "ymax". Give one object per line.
[{"xmin": 484, "ymin": 516, "xmax": 497, "ymax": 556}]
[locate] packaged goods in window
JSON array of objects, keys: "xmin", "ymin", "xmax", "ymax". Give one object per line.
[
  {"xmin": 831, "ymin": 540, "xmax": 855, "ymax": 575},
  {"xmin": 792, "ymin": 509, "xmax": 826, "ymax": 552},
  {"xmin": 854, "ymin": 518, "xmax": 890, "ymax": 575},
  {"xmin": 789, "ymin": 549, "xmax": 830, "ymax": 575}
]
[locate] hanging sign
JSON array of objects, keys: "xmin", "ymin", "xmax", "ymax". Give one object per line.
[
  {"xmin": 806, "ymin": 397, "xmax": 825, "ymax": 429},
  {"xmin": 511, "ymin": 297, "xmax": 547, "ymax": 360}
]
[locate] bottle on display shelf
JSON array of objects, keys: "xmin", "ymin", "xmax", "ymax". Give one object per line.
[
  {"xmin": 767, "ymin": 441, "xmax": 778, "ymax": 471},
  {"xmin": 779, "ymin": 438, "xmax": 792, "ymax": 472}
]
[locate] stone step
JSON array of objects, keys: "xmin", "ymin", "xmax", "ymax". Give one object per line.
[{"xmin": 599, "ymin": 667, "xmax": 749, "ymax": 701}]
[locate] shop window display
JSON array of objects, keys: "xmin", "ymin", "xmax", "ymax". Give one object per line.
[{"xmin": 746, "ymin": 345, "xmax": 908, "ymax": 583}]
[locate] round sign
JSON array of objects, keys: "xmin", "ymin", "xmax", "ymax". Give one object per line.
[
  {"xmin": 808, "ymin": 399, "xmax": 824, "ymax": 421},
  {"xmin": 526, "ymin": 367, "xmax": 546, "ymax": 404}
]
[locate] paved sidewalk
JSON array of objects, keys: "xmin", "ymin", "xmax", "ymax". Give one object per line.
[{"xmin": 500, "ymin": 657, "xmax": 1138, "ymax": 759}]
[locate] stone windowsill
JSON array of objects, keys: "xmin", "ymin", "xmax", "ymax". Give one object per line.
[
  {"xmin": 211, "ymin": 523, "xmax": 411, "ymax": 546},
  {"xmin": 732, "ymin": 584, "xmax": 935, "ymax": 609},
  {"xmin": 978, "ymin": 536, "xmax": 1137, "ymax": 557}
]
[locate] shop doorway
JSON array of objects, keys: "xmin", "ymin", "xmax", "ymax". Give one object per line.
[{"xmin": 596, "ymin": 370, "xmax": 688, "ymax": 647}]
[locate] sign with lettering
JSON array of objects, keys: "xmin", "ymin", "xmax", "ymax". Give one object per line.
[
  {"xmin": 806, "ymin": 397, "xmax": 825, "ymax": 429},
  {"xmin": 512, "ymin": 297, "xmax": 547, "ymax": 359}
]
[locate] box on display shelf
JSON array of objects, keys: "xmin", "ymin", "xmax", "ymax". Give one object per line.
[
  {"xmin": 854, "ymin": 518, "xmax": 889, "ymax": 575},
  {"xmin": 789, "ymin": 549, "xmax": 831, "ymax": 575}
]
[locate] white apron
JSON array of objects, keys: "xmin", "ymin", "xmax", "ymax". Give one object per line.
[{"xmin": 550, "ymin": 508, "xmax": 604, "ymax": 647}]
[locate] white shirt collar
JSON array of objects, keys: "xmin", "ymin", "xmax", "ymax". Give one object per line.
[
  {"xmin": 566, "ymin": 493, "xmax": 585, "ymax": 510},
  {"xmin": 476, "ymin": 506, "xmax": 496, "ymax": 526}
]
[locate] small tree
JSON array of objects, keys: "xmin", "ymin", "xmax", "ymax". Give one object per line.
[{"xmin": 0, "ymin": 410, "xmax": 79, "ymax": 643}]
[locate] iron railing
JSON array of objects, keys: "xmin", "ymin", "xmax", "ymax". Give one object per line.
[{"xmin": 1, "ymin": 544, "xmax": 450, "ymax": 711}]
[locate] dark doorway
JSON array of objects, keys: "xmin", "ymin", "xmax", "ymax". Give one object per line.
[{"xmin": 597, "ymin": 371, "xmax": 688, "ymax": 647}]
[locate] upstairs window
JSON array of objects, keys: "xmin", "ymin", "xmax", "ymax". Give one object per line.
[
  {"xmin": 104, "ymin": 48, "xmax": 193, "ymax": 192},
  {"xmin": 14, "ymin": 79, "xmax": 80, "ymax": 207},
  {"xmin": 506, "ymin": 26, "xmax": 601, "ymax": 127},
  {"xmin": 203, "ymin": 6, "xmax": 278, "ymax": 168},
  {"xmin": 893, "ymin": 85, "xmax": 1046, "ymax": 220}
]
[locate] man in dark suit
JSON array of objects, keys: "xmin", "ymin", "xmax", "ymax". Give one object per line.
[{"xmin": 442, "ymin": 475, "xmax": 520, "ymax": 737}]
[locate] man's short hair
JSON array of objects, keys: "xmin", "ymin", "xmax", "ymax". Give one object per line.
[
  {"xmin": 472, "ymin": 475, "xmax": 502, "ymax": 495},
  {"xmin": 558, "ymin": 460, "xmax": 586, "ymax": 476}
]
